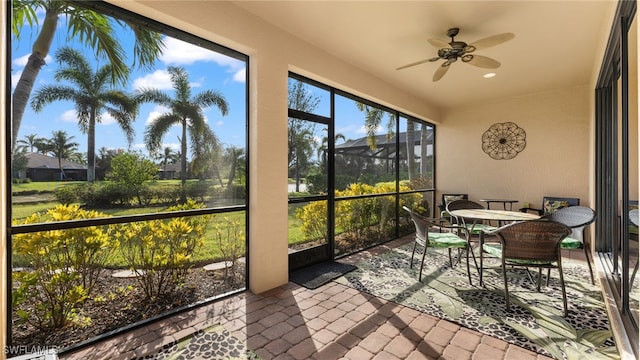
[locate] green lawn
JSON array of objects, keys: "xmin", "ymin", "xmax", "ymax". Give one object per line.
[{"xmin": 11, "ymin": 181, "xmax": 329, "ymax": 268}]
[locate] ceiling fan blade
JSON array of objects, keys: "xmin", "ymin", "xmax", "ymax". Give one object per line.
[
  {"xmin": 465, "ymin": 54, "xmax": 501, "ymax": 69},
  {"xmin": 432, "ymin": 64, "xmax": 450, "ymax": 81},
  {"xmin": 396, "ymin": 59, "xmax": 432, "ymax": 70},
  {"xmin": 428, "ymin": 38, "xmax": 451, "ymax": 49},
  {"xmin": 467, "ymin": 33, "xmax": 515, "ymax": 52}
]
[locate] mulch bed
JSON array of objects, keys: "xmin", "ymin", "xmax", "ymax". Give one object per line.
[{"xmin": 10, "ymin": 266, "xmax": 244, "ymax": 355}]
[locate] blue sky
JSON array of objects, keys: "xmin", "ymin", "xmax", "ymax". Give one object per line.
[
  {"xmin": 11, "ymin": 10, "xmax": 248, "ymax": 159},
  {"xmin": 11, "ymin": 7, "xmax": 408, "ymax": 163}
]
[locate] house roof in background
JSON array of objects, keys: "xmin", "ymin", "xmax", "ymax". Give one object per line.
[{"xmin": 25, "ymin": 152, "xmax": 86, "ymax": 170}]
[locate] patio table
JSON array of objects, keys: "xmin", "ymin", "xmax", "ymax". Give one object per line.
[{"xmin": 449, "ymin": 209, "xmax": 540, "ymax": 286}]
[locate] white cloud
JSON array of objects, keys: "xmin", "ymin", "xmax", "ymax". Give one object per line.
[
  {"xmin": 98, "ymin": 113, "xmax": 116, "ymax": 126},
  {"xmin": 132, "ymin": 69, "xmax": 173, "ymax": 91},
  {"xmin": 58, "ymin": 110, "xmax": 116, "ymax": 126},
  {"xmin": 145, "ymin": 105, "xmax": 171, "ymax": 125},
  {"xmin": 356, "ymin": 125, "xmax": 383, "ymax": 134},
  {"xmin": 160, "ymin": 37, "xmax": 246, "ymax": 83},
  {"xmin": 13, "ymin": 53, "xmax": 52, "ymax": 67},
  {"xmin": 11, "ymin": 70, "xmax": 22, "ymax": 88},
  {"xmin": 161, "ymin": 38, "xmax": 238, "ymax": 67},
  {"xmin": 162, "ymin": 142, "xmax": 181, "ymax": 152},
  {"xmin": 233, "ymin": 68, "xmax": 246, "ymax": 83},
  {"xmin": 60, "ymin": 110, "xmax": 77, "ymax": 123}
]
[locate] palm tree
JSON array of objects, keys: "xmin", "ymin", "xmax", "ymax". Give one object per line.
[
  {"xmin": 355, "ymin": 103, "xmax": 396, "ymax": 150},
  {"xmin": 48, "ymin": 130, "xmax": 79, "ymax": 181},
  {"xmin": 17, "ymin": 133, "xmax": 45, "ymax": 152},
  {"xmin": 30, "ymin": 47, "xmax": 138, "ymax": 183},
  {"xmin": 288, "ymin": 80, "xmax": 320, "ymax": 192},
  {"xmin": 223, "ymin": 146, "xmax": 246, "ymax": 189},
  {"xmin": 156, "ymin": 146, "xmax": 179, "ymax": 179},
  {"xmin": 11, "ymin": 0, "xmax": 165, "ymax": 153},
  {"xmin": 137, "ymin": 66, "xmax": 229, "ymax": 200}
]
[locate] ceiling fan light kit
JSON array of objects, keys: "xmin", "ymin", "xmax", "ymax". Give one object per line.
[{"xmin": 397, "ymin": 27, "xmax": 515, "ymax": 81}]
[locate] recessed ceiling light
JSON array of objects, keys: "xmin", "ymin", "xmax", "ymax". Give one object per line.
[{"xmin": 483, "ymin": 73, "xmax": 496, "ymax": 78}]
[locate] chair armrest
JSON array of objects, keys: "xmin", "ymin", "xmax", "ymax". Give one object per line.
[{"xmin": 519, "ymin": 207, "xmax": 544, "ymax": 216}]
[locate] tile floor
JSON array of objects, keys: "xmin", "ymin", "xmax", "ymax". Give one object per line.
[{"xmin": 60, "ymin": 235, "xmax": 594, "ymax": 360}]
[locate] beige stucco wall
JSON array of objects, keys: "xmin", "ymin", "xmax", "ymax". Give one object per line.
[{"xmin": 436, "ymin": 85, "xmax": 591, "ymax": 209}]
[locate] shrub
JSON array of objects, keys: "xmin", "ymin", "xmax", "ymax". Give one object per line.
[
  {"xmin": 213, "ymin": 217, "xmax": 245, "ymax": 284},
  {"xmin": 116, "ymin": 200, "xmax": 209, "ymax": 300},
  {"xmin": 297, "ymin": 181, "xmax": 423, "ymax": 248},
  {"xmin": 12, "ymin": 205, "xmax": 115, "ymax": 330},
  {"xmin": 54, "ymin": 185, "xmax": 79, "ymax": 205},
  {"xmin": 185, "ymin": 181, "xmax": 211, "ymax": 202}
]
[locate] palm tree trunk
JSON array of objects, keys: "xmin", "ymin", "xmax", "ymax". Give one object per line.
[
  {"xmin": 227, "ymin": 150, "xmax": 237, "ymax": 189},
  {"xmin": 57, "ymin": 156, "xmax": 65, "ymax": 181},
  {"xmin": 11, "ymin": 9, "xmax": 59, "ymax": 153},
  {"xmin": 406, "ymin": 121, "xmax": 415, "ymax": 180},
  {"xmin": 420, "ymin": 124, "xmax": 428, "ymax": 176},
  {"xmin": 87, "ymin": 110, "xmax": 97, "ymax": 183},
  {"xmin": 180, "ymin": 120, "xmax": 188, "ymax": 202}
]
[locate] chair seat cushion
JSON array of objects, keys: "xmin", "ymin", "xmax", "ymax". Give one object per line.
[
  {"xmin": 560, "ymin": 237, "xmax": 582, "ymax": 249},
  {"xmin": 482, "ymin": 243, "xmax": 553, "ymax": 265},
  {"xmin": 468, "ymin": 223, "xmax": 498, "ymax": 234},
  {"xmin": 427, "ymin": 232, "xmax": 467, "ymax": 248}
]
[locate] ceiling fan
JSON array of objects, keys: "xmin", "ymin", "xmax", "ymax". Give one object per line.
[{"xmin": 396, "ymin": 28, "xmax": 515, "ymax": 81}]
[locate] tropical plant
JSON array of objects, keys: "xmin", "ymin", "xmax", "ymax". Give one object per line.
[
  {"xmin": 11, "ymin": 0, "xmax": 164, "ymax": 154},
  {"xmin": 288, "ymin": 80, "xmax": 320, "ymax": 192},
  {"xmin": 16, "ymin": 133, "xmax": 45, "ymax": 153},
  {"xmin": 155, "ymin": 146, "xmax": 179, "ymax": 178},
  {"xmin": 95, "ymin": 147, "xmax": 119, "ymax": 180},
  {"xmin": 115, "ymin": 200, "xmax": 209, "ymax": 300},
  {"xmin": 47, "ymin": 130, "xmax": 79, "ymax": 181},
  {"xmin": 12, "ymin": 205, "xmax": 115, "ymax": 330},
  {"xmin": 106, "ymin": 152, "xmax": 157, "ymax": 205},
  {"xmin": 30, "ymin": 47, "xmax": 138, "ymax": 183},
  {"xmin": 355, "ymin": 103, "xmax": 396, "ymax": 150},
  {"xmin": 137, "ymin": 66, "xmax": 229, "ymax": 201},
  {"xmin": 223, "ymin": 146, "xmax": 246, "ymax": 189}
]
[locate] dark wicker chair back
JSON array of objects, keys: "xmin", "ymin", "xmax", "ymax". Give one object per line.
[
  {"xmin": 445, "ymin": 199, "xmax": 488, "ymax": 229},
  {"xmin": 630, "ymin": 209, "xmax": 639, "ymax": 227},
  {"xmin": 496, "ymin": 220, "xmax": 571, "ymax": 261},
  {"xmin": 405, "ymin": 206, "xmax": 430, "ymax": 247},
  {"xmin": 520, "ymin": 196, "xmax": 580, "ymax": 215},
  {"xmin": 490, "ymin": 220, "xmax": 572, "ymax": 316},
  {"xmin": 543, "ymin": 205, "xmax": 596, "ymax": 284},
  {"xmin": 403, "ymin": 206, "xmax": 474, "ymax": 283},
  {"xmin": 544, "ymin": 205, "xmax": 596, "ymax": 230},
  {"xmin": 438, "ymin": 193, "xmax": 469, "ymax": 213},
  {"xmin": 446, "ymin": 199, "xmax": 484, "ymax": 211}
]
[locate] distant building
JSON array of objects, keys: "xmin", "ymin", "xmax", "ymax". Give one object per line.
[
  {"xmin": 21, "ymin": 152, "xmax": 87, "ymax": 181},
  {"xmin": 157, "ymin": 162, "xmax": 182, "ymax": 180}
]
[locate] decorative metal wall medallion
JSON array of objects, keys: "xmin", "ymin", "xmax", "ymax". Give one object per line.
[{"xmin": 481, "ymin": 122, "xmax": 526, "ymax": 160}]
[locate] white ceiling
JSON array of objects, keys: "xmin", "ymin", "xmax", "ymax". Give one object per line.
[{"xmin": 232, "ymin": 1, "xmax": 615, "ymax": 109}]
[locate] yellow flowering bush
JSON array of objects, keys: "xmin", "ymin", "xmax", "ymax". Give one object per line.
[
  {"xmin": 12, "ymin": 204, "xmax": 115, "ymax": 330},
  {"xmin": 297, "ymin": 181, "xmax": 424, "ymax": 246},
  {"xmin": 116, "ymin": 199, "xmax": 209, "ymax": 300}
]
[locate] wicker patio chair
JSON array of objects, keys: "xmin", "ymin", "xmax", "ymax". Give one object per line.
[
  {"xmin": 519, "ymin": 196, "xmax": 580, "ymax": 216},
  {"xmin": 403, "ymin": 206, "xmax": 474, "ymax": 283},
  {"xmin": 483, "ymin": 220, "xmax": 572, "ymax": 316},
  {"xmin": 446, "ymin": 199, "xmax": 498, "ymax": 235},
  {"xmin": 543, "ymin": 206, "xmax": 597, "ymax": 284}
]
